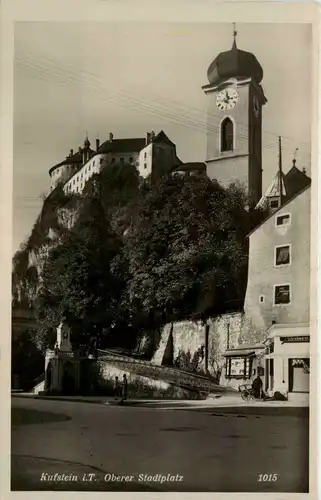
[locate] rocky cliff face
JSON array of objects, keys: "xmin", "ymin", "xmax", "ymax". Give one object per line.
[{"xmin": 12, "ymin": 187, "xmax": 81, "ymax": 308}]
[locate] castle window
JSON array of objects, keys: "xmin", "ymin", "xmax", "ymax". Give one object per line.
[
  {"xmin": 221, "ymin": 117, "xmax": 234, "ymax": 152},
  {"xmin": 100, "ymin": 158, "xmax": 103, "ymax": 164},
  {"xmin": 129, "ymin": 157, "xmax": 133, "ymax": 163},
  {"xmin": 144, "ymin": 163, "xmax": 147, "ymax": 169}
]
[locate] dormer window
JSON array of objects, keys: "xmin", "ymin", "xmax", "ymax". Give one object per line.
[
  {"xmin": 269, "ymin": 198, "xmax": 280, "ymax": 210},
  {"xmin": 221, "ymin": 117, "xmax": 234, "ymax": 152}
]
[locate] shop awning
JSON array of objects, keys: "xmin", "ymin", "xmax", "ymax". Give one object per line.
[{"xmin": 223, "ymin": 349, "xmax": 256, "ymax": 357}]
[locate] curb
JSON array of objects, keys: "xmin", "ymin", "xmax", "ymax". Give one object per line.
[{"xmin": 11, "ymin": 394, "xmax": 309, "ymax": 414}]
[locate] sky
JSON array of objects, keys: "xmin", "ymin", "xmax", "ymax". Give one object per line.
[{"xmin": 13, "ymin": 22, "xmax": 312, "ymax": 251}]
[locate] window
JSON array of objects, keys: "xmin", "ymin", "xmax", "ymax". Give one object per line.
[
  {"xmin": 73, "ymin": 179, "xmax": 75, "ymax": 185},
  {"xmin": 274, "ymin": 284, "xmax": 291, "ymax": 305},
  {"xmin": 93, "ymin": 160, "xmax": 95, "ymax": 166},
  {"xmin": 111, "ymin": 158, "xmax": 115, "ymax": 164},
  {"xmin": 259, "ymin": 295, "xmax": 265, "ymax": 304},
  {"xmin": 100, "ymin": 158, "xmax": 103, "ymax": 164},
  {"xmin": 144, "ymin": 163, "xmax": 147, "ymax": 169},
  {"xmin": 129, "ymin": 156, "xmax": 133, "ymax": 163},
  {"xmin": 221, "ymin": 117, "xmax": 234, "ymax": 152},
  {"xmin": 275, "ymin": 245, "xmax": 291, "ymax": 266},
  {"xmin": 270, "ymin": 199, "xmax": 279, "ymax": 209},
  {"xmin": 77, "ymin": 176, "xmax": 79, "ymax": 182},
  {"xmin": 144, "ymin": 152, "xmax": 147, "ymax": 159},
  {"xmin": 225, "ymin": 357, "xmax": 252, "ymax": 379},
  {"xmin": 276, "ymin": 213, "xmax": 291, "ymax": 227}
]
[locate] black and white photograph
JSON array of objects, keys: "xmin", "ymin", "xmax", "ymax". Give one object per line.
[{"xmin": 8, "ymin": 16, "xmax": 315, "ymax": 494}]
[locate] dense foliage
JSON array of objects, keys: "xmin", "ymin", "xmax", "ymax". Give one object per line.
[
  {"xmin": 12, "ymin": 329, "xmax": 44, "ymax": 390},
  {"xmin": 123, "ymin": 175, "xmax": 266, "ymax": 327},
  {"xmin": 13, "ymin": 164, "xmax": 268, "ymax": 354},
  {"xmin": 35, "ymin": 195, "xmax": 123, "ymax": 352}
]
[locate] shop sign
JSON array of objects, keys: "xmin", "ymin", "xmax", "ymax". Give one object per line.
[{"xmin": 281, "ymin": 336, "xmax": 309, "ymax": 344}]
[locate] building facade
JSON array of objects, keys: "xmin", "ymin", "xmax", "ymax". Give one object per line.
[
  {"xmin": 48, "ymin": 130, "xmax": 181, "ymax": 198},
  {"xmin": 244, "ymin": 185, "xmax": 311, "ymax": 399}
]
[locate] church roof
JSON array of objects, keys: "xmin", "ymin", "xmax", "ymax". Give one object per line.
[
  {"xmin": 206, "ymin": 39, "xmax": 263, "ymax": 87},
  {"xmin": 98, "ymin": 137, "xmax": 146, "ymax": 154},
  {"xmin": 256, "ymin": 164, "xmax": 311, "ymax": 209}
]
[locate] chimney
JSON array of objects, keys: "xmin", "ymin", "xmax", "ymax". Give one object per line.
[
  {"xmin": 78, "ymin": 146, "xmax": 82, "ymax": 153},
  {"xmin": 96, "ymin": 138, "xmax": 100, "ymax": 151},
  {"xmin": 302, "ymin": 167, "xmax": 307, "ymax": 175},
  {"xmin": 70, "ymin": 149, "xmax": 74, "ymax": 156},
  {"xmin": 146, "ymin": 132, "xmax": 151, "ymax": 145},
  {"xmin": 109, "ymin": 132, "xmax": 114, "ymax": 142}
]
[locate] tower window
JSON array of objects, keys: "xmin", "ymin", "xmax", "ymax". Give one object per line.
[{"xmin": 221, "ymin": 117, "xmax": 234, "ymax": 152}]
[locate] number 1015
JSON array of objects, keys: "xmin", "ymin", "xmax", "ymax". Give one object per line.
[{"xmin": 258, "ymin": 473, "xmax": 278, "ymax": 482}]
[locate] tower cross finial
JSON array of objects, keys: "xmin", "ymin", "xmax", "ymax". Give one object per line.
[
  {"xmin": 293, "ymin": 147, "xmax": 299, "ymax": 167},
  {"xmin": 233, "ymin": 23, "xmax": 237, "ymax": 45}
]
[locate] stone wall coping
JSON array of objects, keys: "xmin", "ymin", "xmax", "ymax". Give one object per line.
[{"xmin": 98, "ymin": 352, "xmax": 215, "ymax": 383}]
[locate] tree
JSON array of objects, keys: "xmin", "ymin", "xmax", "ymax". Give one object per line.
[
  {"xmin": 123, "ymin": 175, "xmax": 267, "ymax": 331},
  {"xmin": 35, "ymin": 194, "xmax": 123, "ymax": 352},
  {"xmin": 12, "ymin": 329, "xmax": 44, "ymax": 390},
  {"xmin": 83, "ymin": 162, "xmax": 139, "ymax": 236}
]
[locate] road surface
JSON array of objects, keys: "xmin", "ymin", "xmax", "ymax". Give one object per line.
[{"xmin": 11, "ymin": 397, "xmax": 309, "ymax": 492}]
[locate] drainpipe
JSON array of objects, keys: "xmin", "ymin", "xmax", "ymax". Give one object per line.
[{"xmin": 226, "ymin": 321, "xmax": 230, "ymax": 350}]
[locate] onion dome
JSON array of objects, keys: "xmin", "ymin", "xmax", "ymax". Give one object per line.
[{"xmin": 207, "ymin": 31, "xmax": 263, "ymax": 86}]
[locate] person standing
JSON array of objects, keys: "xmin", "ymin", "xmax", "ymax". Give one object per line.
[
  {"xmin": 122, "ymin": 374, "xmax": 128, "ymax": 401},
  {"xmin": 114, "ymin": 376, "xmax": 120, "ymax": 400},
  {"xmin": 252, "ymin": 375, "xmax": 263, "ymax": 399}
]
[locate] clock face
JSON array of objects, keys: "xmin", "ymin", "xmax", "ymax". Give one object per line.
[
  {"xmin": 216, "ymin": 88, "xmax": 239, "ymax": 111},
  {"xmin": 253, "ymin": 95, "xmax": 260, "ymax": 117}
]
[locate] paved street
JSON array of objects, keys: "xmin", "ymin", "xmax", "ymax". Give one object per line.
[{"xmin": 11, "ymin": 396, "xmax": 309, "ymax": 492}]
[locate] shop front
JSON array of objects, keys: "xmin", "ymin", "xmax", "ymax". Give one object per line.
[
  {"xmin": 264, "ymin": 323, "xmax": 310, "ymax": 401},
  {"xmin": 220, "ymin": 344, "xmax": 265, "ymax": 390}
]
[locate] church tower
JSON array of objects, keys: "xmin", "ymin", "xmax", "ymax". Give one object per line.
[{"xmin": 202, "ymin": 25, "xmax": 267, "ymax": 207}]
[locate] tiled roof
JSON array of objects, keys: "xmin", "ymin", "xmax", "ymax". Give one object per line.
[
  {"xmin": 49, "ymin": 148, "xmax": 95, "ymax": 175},
  {"xmin": 248, "ymin": 183, "xmax": 311, "ymax": 237},
  {"xmin": 151, "ymin": 130, "xmax": 175, "ymax": 146},
  {"xmin": 98, "ymin": 138, "xmax": 146, "ymax": 154},
  {"xmin": 283, "ymin": 165, "xmax": 311, "ymax": 200},
  {"xmin": 170, "ymin": 162, "xmax": 206, "ymax": 173}
]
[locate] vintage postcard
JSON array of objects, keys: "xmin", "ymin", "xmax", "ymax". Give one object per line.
[{"xmin": 0, "ymin": 1, "xmax": 319, "ymax": 498}]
